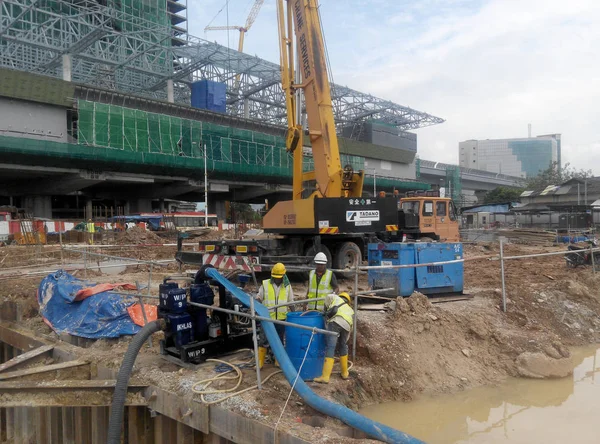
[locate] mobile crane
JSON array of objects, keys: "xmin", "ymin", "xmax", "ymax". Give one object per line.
[{"xmin": 177, "ymin": 0, "xmax": 458, "ymax": 273}]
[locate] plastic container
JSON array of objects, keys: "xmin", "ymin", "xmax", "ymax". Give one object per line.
[{"xmin": 285, "ymin": 311, "xmax": 326, "ymax": 380}]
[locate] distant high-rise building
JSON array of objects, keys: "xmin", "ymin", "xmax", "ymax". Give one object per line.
[{"xmin": 459, "ymin": 135, "xmax": 560, "ymax": 178}]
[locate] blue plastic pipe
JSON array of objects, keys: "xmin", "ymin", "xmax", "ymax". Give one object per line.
[{"xmin": 205, "ymin": 267, "xmax": 424, "ymax": 444}]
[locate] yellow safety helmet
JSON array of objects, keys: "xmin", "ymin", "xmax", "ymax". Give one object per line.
[
  {"xmin": 339, "ymin": 292, "xmax": 351, "ymax": 303},
  {"xmin": 271, "ymin": 262, "xmax": 286, "ymax": 278}
]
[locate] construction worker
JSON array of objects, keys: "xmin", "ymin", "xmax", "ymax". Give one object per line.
[
  {"xmin": 306, "ymin": 252, "xmax": 339, "ymax": 310},
  {"xmin": 255, "ymin": 262, "xmax": 294, "ymax": 368},
  {"xmin": 86, "ymin": 219, "xmax": 95, "ymax": 245},
  {"xmin": 314, "ymin": 291, "xmax": 354, "ymax": 384}
]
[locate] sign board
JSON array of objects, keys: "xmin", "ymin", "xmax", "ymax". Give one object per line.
[{"xmin": 346, "ymin": 210, "xmax": 380, "ymax": 223}]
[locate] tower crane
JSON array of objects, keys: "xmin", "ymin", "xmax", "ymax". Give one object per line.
[{"xmin": 204, "ymin": 0, "xmax": 264, "ymax": 53}]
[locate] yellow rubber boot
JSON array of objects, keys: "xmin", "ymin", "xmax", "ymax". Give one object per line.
[
  {"xmin": 340, "ymin": 355, "xmax": 350, "ymax": 380},
  {"xmin": 314, "ymin": 357, "xmax": 335, "ymax": 384},
  {"xmin": 258, "ymin": 347, "xmax": 267, "ymax": 369}
]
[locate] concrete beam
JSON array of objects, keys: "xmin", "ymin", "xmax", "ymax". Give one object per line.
[{"xmin": 230, "ymin": 184, "xmax": 291, "ymax": 201}]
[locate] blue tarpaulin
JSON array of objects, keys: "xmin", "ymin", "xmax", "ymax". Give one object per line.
[{"xmin": 37, "ymin": 271, "xmax": 141, "ymax": 338}]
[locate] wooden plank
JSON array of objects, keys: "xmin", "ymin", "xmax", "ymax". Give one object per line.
[
  {"xmin": 0, "ymin": 379, "xmax": 147, "ymax": 390},
  {"xmin": 210, "ymin": 404, "xmax": 311, "ymax": 444},
  {"xmin": 0, "ymin": 322, "xmax": 45, "ymax": 350},
  {"xmin": 358, "ymin": 304, "xmax": 387, "ymax": 311},
  {"xmin": 0, "ymin": 345, "xmax": 54, "ymax": 373},
  {"xmin": 144, "ymin": 387, "xmax": 210, "ymax": 434},
  {"xmin": 0, "ymin": 360, "xmax": 88, "ymax": 381},
  {"xmin": 430, "ymin": 294, "xmax": 474, "ymax": 304}
]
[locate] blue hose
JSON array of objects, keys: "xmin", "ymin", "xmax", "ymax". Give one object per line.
[{"xmin": 204, "ymin": 267, "xmax": 424, "ymax": 444}]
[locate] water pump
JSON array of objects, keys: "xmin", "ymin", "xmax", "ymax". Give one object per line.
[{"xmin": 158, "ymin": 272, "xmax": 255, "ymax": 364}]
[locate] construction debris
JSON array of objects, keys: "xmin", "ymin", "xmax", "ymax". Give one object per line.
[{"xmin": 115, "ymin": 226, "xmax": 164, "ymax": 245}]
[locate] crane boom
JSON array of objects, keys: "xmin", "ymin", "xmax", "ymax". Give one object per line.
[
  {"xmin": 264, "ymin": 0, "xmax": 364, "ymax": 232},
  {"xmin": 245, "ymin": 0, "xmax": 264, "ymax": 30},
  {"xmin": 276, "ymin": 0, "xmax": 364, "ymax": 199}
]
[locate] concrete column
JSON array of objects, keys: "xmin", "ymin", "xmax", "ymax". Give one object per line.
[
  {"xmin": 159, "ymin": 198, "xmax": 166, "ymax": 213},
  {"xmin": 22, "ymin": 196, "xmax": 52, "ymax": 219},
  {"xmin": 128, "ymin": 198, "xmax": 153, "ymax": 214},
  {"xmin": 62, "ymin": 54, "xmax": 72, "ymax": 82},
  {"xmin": 167, "ymin": 79, "xmax": 174, "ymax": 103},
  {"xmin": 124, "ymin": 201, "xmax": 131, "ymax": 215},
  {"xmin": 243, "ymin": 98, "xmax": 249, "ymax": 119},
  {"xmin": 85, "ymin": 199, "xmax": 93, "ymax": 220},
  {"xmin": 210, "ymin": 199, "xmax": 227, "ymax": 222}
]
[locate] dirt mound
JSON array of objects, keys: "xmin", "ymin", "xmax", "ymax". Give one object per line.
[
  {"xmin": 116, "ymin": 226, "xmax": 164, "ymax": 245},
  {"xmin": 516, "ymin": 351, "xmax": 574, "ymax": 378}
]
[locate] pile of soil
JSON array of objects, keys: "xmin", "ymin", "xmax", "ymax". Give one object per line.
[{"xmin": 115, "ymin": 226, "xmax": 164, "ymax": 245}]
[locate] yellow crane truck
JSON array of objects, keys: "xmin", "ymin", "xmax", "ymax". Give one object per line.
[{"xmin": 177, "ymin": 0, "xmax": 458, "ymax": 273}]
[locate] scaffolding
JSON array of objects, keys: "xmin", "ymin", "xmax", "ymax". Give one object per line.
[{"xmin": 0, "ymin": 0, "xmax": 443, "ymax": 133}]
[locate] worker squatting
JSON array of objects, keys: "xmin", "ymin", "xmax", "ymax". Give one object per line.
[{"xmin": 254, "ymin": 252, "xmax": 354, "ymax": 383}]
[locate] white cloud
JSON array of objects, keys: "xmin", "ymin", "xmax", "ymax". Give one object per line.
[{"xmin": 187, "ymin": 0, "xmax": 600, "ymax": 175}]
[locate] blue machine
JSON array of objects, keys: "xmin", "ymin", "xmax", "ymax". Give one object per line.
[
  {"xmin": 368, "ymin": 243, "xmax": 415, "ymax": 297},
  {"xmin": 190, "ymin": 80, "xmax": 226, "ymax": 113},
  {"xmin": 285, "ymin": 311, "xmax": 326, "ymax": 380},
  {"xmin": 159, "ymin": 287, "xmax": 187, "ymax": 313},
  {"xmin": 168, "ymin": 312, "xmax": 194, "ymax": 347},
  {"xmin": 189, "ymin": 283, "xmax": 214, "ymax": 341},
  {"xmin": 368, "ymin": 242, "xmax": 464, "ymax": 297},
  {"xmin": 158, "ymin": 275, "xmax": 255, "ymax": 364}
]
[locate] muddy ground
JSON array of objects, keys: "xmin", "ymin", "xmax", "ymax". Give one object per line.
[{"xmin": 1, "ymin": 240, "xmax": 600, "ymax": 443}]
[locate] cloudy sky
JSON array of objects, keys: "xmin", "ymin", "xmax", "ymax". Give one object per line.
[{"xmin": 187, "ymin": 0, "xmax": 600, "ymax": 174}]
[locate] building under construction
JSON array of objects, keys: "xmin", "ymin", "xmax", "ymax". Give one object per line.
[{"xmin": 0, "ymin": 0, "xmax": 443, "ymax": 220}]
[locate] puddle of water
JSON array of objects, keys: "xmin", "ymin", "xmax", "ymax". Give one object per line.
[{"xmin": 359, "ymin": 346, "xmax": 600, "ymax": 444}]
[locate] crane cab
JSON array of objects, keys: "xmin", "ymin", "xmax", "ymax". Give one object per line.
[{"xmin": 399, "ymin": 191, "xmax": 460, "ymax": 242}]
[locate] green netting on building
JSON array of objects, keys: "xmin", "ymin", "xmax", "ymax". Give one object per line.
[
  {"xmin": 445, "ymin": 166, "xmax": 462, "ymax": 203},
  {"xmin": 77, "ymin": 100, "xmax": 294, "ymax": 180},
  {"xmin": 73, "ymin": 100, "xmax": 429, "ymax": 191}
]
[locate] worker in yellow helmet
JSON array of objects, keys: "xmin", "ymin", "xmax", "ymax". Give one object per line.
[
  {"xmin": 314, "ymin": 291, "xmax": 354, "ymax": 384},
  {"xmin": 255, "ymin": 262, "xmax": 294, "ymax": 368},
  {"xmin": 86, "ymin": 218, "xmax": 95, "ymax": 245},
  {"xmin": 306, "ymin": 252, "xmax": 339, "ymax": 310}
]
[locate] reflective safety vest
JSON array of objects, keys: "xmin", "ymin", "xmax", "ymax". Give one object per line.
[
  {"xmin": 87, "ymin": 222, "xmax": 95, "ymax": 233},
  {"xmin": 262, "ymin": 279, "xmax": 290, "ymax": 320},
  {"xmin": 329, "ymin": 295, "xmax": 354, "ymax": 327},
  {"xmin": 307, "ymin": 270, "xmax": 333, "ymax": 310}
]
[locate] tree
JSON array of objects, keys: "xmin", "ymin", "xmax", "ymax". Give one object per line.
[
  {"xmin": 229, "ymin": 202, "xmax": 260, "ymax": 222},
  {"xmin": 483, "ymin": 187, "xmax": 524, "ymax": 204},
  {"xmin": 524, "ymin": 162, "xmax": 593, "ymax": 190}
]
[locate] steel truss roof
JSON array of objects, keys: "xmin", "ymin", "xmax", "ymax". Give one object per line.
[{"xmin": 1, "ymin": 0, "xmax": 444, "ymax": 132}]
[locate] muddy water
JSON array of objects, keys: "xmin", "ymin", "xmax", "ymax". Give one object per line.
[{"xmin": 359, "ymin": 346, "xmax": 600, "ymax": 444}]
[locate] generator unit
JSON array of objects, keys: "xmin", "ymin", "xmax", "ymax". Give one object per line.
[
  {"xmin": 368, "ymin": 242, "xmax": 464, "ymax": 297},
  {"xmin": 159, "ymin": 274, "xmax": 255, "ymax": 364}
]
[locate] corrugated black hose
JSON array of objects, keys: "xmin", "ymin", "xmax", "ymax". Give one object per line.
[{"xmin": 107, "ymin": 319, "xmax": 165, "ymax": 444}]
